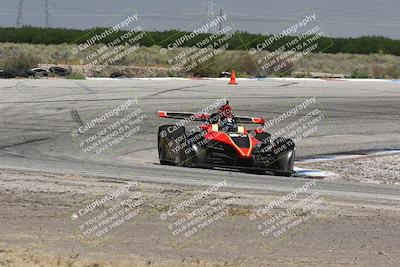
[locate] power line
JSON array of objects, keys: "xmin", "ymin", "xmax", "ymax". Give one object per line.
[
  {"xmin": 219, "ymin": 8, "xmax": 223, "ymax": 31},
  {"xmin": 206, "ymin": 0, "xmax": 215, "ymax": 24},
  {"xmin": 205, "ymin": 0, "xmax": 215, "ymax": 32},
  {"xmin": 44, "ymin": 0, "xmax": 50, "ymax": 27},
  {"xmin": 16, "ymin": 0, "xmax": 24, "ymax": 27}
]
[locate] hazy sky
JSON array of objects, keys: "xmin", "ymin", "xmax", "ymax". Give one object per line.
[{"xmin": 1, "ymin": 0, "xmax": 400, "ymax": 39}]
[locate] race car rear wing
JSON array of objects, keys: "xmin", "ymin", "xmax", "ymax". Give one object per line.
[
  {"xmin": 158, "ymin": 111, "xmax": 265, "ymax": 125},
  {"xmin": 158, "ymin": 111, "xmax": 211, "ymax": 121},
  {"xmin": 236, "ymin": 116, "xmax": 265, "ymax": 124}
]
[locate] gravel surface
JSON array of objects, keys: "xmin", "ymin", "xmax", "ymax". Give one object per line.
[
  {"xmin": 299, "ymin": 154, "xmax": 400, "ymax": 185},
  {"xmin": 1, "ymin": 168, "xmax": 400, "ymax": 267}
]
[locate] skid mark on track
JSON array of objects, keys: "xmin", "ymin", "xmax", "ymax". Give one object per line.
[
  {"xmin": 145, "ymin": 85, "xmax": 206, "ymax": 98},
  {"xmin": 0, "ymin": 98, "xmax": 136, "ymax": 104},
  {"xmin": 71, "ymin": 80, "xmax": 94, "ymax": 93},
  {"xmin": 15, "ymin": 81, "xmax": 26, "ymax": 94},
  {"xmin": 3, "ymin": 95, "xmax": 400, "ymax": 105},
  {"xmin": 70, "ymin": 109, "xmax": 84, "ymax": 126},
  {"xmin": 0, "ymin": 137, "xmax": 50, "ymax": 150},
  {"xmin": 277, "ymin": 82, "xmax": 298, "ymax": 87}
]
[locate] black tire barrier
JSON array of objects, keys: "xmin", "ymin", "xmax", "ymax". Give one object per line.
[
  {"xmin": 49, "ymin": 66, "xmax": 71, "ymax": 76},
  {"xmin": 0, "ymin": 70, "xmax": 16, "ymax": 79},
  {"xmin": 110, "ymin": 72, "xmax": 130, "ymax": 78},
  {"xmin": 31, "ymin": 68, "xmax": 49, "ymax": 77}
]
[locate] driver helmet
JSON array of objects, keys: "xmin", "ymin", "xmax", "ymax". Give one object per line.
[{"xmin": 219, "ymin": 101, "xmax": 233, "ymax": 118}]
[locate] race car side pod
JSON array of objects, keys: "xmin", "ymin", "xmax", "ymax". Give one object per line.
[{"xmin": 228, "ymin": 69, "xmax": 238, "ymax": 85}]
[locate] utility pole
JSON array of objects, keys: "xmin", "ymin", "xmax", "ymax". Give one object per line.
[
  {"xmin": 16, "ymin": 0, "xmax": 24, "ymax": 27},
  {"xmin": 44, "ymin": 0, "xmax": 50, "ymax": 28},
  {"xmin": 219, "ymin": 8, "xmax": 223, "ymax": 32},
  {"xmin": 206, "ymin": 0, "xmax": 215, "ymax": 31}
]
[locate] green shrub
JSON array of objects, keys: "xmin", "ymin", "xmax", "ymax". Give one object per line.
[
  {"xmin": 372, "ymin": 65, "xmax": 386, "ymax": 79},
  {"xmin": 385, "ymin": 64, "xmax": 400, "ymax": 79},
  {"xmin": 348, "ymin": 69, "xmax": 369, "ymax": 78},
  {"xmin": 65, "ymin": 73, "xmax": 86, "ymax": 79},
  {"xmin": 0, "ymin": 52, "xmax": 40, "ymax": 69},
  {"xmin": 293, "ymin": 71, "xmax": 310, "ymax": 78}
]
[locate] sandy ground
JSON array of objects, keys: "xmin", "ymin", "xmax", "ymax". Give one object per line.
[
  {"xmin": 1, "ymin": 167, "xmax": 400, "ymax": 267},
  {"xmin": 298, "ymin": 154, "xmax": 400, "ymax": 185}
]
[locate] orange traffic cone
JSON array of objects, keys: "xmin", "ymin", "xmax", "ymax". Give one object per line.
[{"xmin": 228, "ymin": 69, "xmax": 238, "ymax": 85}]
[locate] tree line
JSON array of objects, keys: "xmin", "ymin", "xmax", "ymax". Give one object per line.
[{"xmin": 1, "ymin": 26, "xmax": 399, "ymax": 56}]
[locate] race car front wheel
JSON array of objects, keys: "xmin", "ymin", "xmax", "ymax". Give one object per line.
[
  {"xmin": 274, "ymin": 149, "xmax": 295, "ymax": 177},
  {"xmin": 158, "ymin": 125, "xmax": 187, "ymax": 166},
  {"xmin": 272, "ymin": 137, "xmax": 295, "ymax": 177}
]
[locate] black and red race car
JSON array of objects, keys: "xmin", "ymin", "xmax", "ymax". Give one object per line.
[{"xmin": 157, "ymin": 101, "xmax": 295, "ymax": 176}]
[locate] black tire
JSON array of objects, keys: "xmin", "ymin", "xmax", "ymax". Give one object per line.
[
  {"xmin": 110, "ymin": 72, "xmax": 130, "ymax": 78},
  {"xmin": 275, "ymin": 170, "xmax": 293, "ymax": 177},
  {"xmin": 22, "ymin": 70, "xmax": 36, "ymax": 77},
  {"xmin": 271, "ymin": 137, "xmax": 295, "ymax": 176},
  {"xmin": 219, "ymin": 72, "xmax": 231, "ymax": 78},
  {"xmin": 31, "ymin": 68, "xmax": 49, "ymax": 77},
  {"xmin": 49, "ymin": 66, "xmax": 70, "ymax": 76},
  {"xmin": 274, "ymin": 149, "xmax": 295, "ymax": 177},
  {"xmin": 158, "ymin": 125, "xmax": 187, "ymax": 166},
  {"xmin": 11, "ymin": 69, "xmax": 36, "ymax": 78},
  {"xmin": 0, "ymin": 70, "xmax": 16, "ymax": 79},
  {"xmin": 188, "ymin": 143, "xmax": 211, "ymax": 168},
  {"xmin": 272, "ymin": 137, "xmax": 295, "ymax": 155}
]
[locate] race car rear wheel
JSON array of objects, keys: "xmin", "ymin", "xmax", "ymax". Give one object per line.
[{"xmin": 158, "ymin": 125, "xmax": 187, "ymax": 166}]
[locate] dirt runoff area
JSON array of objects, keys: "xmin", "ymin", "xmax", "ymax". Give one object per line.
[
  {"xmin": 0, "ymin": 168, "xmax": 400, "ymax": 267},
  {"xmin": 298, "ymin": 154, "xmax": 400, "ymax": 185}
]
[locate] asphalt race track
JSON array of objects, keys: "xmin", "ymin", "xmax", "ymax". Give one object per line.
[{"xmin": 0, "ymin": 78, "xmax": 399, "ymax": 200}]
